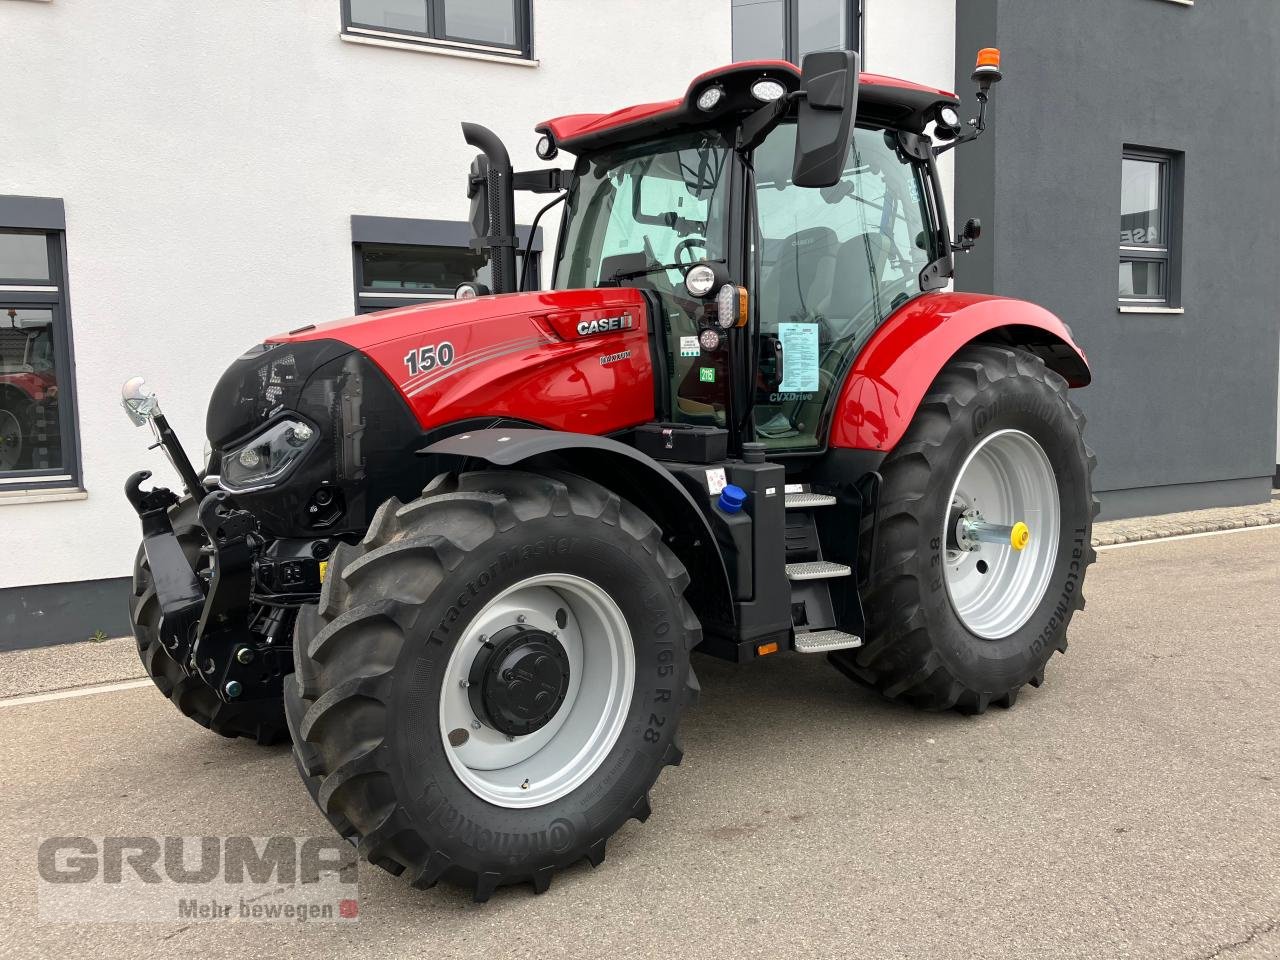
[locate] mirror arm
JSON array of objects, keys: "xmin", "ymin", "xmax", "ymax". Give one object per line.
[{"xmin": 736, "ymin": 91, "xmax": 802, "ymax": 156}]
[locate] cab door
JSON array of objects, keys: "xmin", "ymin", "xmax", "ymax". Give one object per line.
[{"xmin": 750, "ymin": 122, "xmax": 941, "ymax": 451}]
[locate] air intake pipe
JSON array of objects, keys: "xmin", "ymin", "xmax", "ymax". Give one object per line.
[{"xmin": 462, "ymin": 122, "xmax": 518, "ymax": 295}]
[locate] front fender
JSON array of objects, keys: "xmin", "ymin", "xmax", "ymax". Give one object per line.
[
  {"xmin": 829, "ymin": 292, "xmax": 1090, "ymax": 452},
  {"xmin": 420, "ymin": 428, "xmax": 735, "ymax": 627}
]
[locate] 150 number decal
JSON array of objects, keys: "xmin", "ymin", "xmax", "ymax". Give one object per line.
[{"xmin": 403, "ymin": 341, "xmax": 455, "ymax": 377}]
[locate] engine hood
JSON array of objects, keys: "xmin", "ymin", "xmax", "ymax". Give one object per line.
[
  {"xmin": 266, "ymin": 287, "xmax": 658, "ymax": 439},
  {"xmin": 268, "ymin": 290, "xmax": 618, "ymax": 352}
]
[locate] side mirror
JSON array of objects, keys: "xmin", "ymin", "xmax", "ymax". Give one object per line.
[{"xmin": 792, "ymin": 50, "xmax": 860, "ymax": 188}]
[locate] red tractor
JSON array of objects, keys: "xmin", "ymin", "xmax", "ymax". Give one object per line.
[{"xmin": 124, "ymin": 50, "xmax": 1095, "ymax": 902}]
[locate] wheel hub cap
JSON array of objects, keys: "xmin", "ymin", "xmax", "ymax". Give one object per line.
[{"xmin": 468, "ymin": 624, "xmax": 571, "ymax": 737}]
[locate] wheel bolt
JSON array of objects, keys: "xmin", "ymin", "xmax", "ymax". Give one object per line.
[
  {"xmin": 471, "ymin": 720, "xmax": 481, "ymax": 730},
  {"xmin": 459, "ymin": 679, "xmax": 470, "ymax": 688},
  {"xmin": 517, "ymin": 614, "xmax": 527, "ymax": 624},
  {"xmin": 224, "ymin": 680, "xmax": 242, "ymax": 699}
]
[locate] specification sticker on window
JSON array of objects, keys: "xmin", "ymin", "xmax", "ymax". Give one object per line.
[
  {"xmin": 679, "ymin": 335, "xmax": 700, "ymax": 358},
  {"xmin": 777, "ymin": 322, "xmax": 819, "ymax": 393}
]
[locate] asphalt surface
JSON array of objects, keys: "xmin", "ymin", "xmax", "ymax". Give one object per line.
[{"xmin": 1, "ymin": 527, "xmax": 1277, "ymax": 960}]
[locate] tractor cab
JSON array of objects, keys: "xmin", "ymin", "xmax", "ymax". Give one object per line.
[{"xmin": 468, "ymin": 54, "xmax": 963, "ymax": 456}]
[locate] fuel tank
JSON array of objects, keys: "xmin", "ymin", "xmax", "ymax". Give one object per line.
[{"xmin": 269, "ymin": 288, "xmax": 655, "ymax": 437}]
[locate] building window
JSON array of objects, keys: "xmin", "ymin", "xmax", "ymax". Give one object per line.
[
  {"xmin": 343, "ymin": 0, "xmax": 532, "ymax": 59},
  {"xmin": 0, "ymin": 198, "xmax": 79, "ymax": 490},
  {"xmin": 731, "ymin": 0, "xmax": 861, "ymax": 64},
  {"xmin": 351, "ymin": 216, "xmax": 541, "ymax": 314},
  {"xmin": 1120, "ymin": 148, "xmax": 1182, "ymax": 308}
]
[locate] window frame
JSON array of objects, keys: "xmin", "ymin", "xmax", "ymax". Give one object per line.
[
  {"xmin": 341, "ymin": 0, "xmax": 533, "ymax": 61},
  {"xmin": 1119, "ymin": 146, "xmax": 1183, "ymax": 310},
  {"xmin": 0, "ymin": 197, "xmax": 82, "ymax": 492},
  {"xmin": 731, "ymin": 0, "xmax": 862, "ymax": 65},
  {"xmin": 350, "ymin": 215, "xmax": 541, "ymax": 314}
]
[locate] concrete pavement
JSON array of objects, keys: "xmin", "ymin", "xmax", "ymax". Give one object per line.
[{"xmin": 1, "ymin": 527, "xmax": 1277, "ymax": 960}]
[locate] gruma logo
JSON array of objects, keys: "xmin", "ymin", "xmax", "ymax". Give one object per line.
[
  {"xmin": 576, "ymin": 313, "xmax": 634, "ymax": 336},
  {"xmin": 37, "ymin": 835, "xmax": 359, "ymax": 923}
]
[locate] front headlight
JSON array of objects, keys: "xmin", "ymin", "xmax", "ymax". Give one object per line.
[{"xmin": 220, "ymin": 418, "xmax": 317, "ymax": 490}]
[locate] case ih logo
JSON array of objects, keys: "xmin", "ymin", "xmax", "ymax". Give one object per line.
[{"xmin": 576, "ymin": 313, "xmax": 634, "ymax": 336}]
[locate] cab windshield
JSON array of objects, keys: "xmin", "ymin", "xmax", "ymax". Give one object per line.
[{"xmin": 555, "ymin": 131, "xmax": 732, "ymax": 425}]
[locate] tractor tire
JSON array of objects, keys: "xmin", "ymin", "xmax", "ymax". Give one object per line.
[
  {"xmin": 130, "ymin": 497, "xmax": 288, "ymax": 744},
  {"xmin": 0, "ymin": 395, "xmax": 30, "ymax": 472},
  {"xmin": 286, "ymin": 469, "xmax": 699, "ymax": 902},
  {"xmin": 830, "ymin": 344, "xmax": 1097, "ymax": 714}
]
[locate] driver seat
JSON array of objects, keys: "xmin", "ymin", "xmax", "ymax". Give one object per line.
[
  {"xmin": 759, "ymin": 226, "xmax": 839, "ymax": 330},
  {"xmin": 820, "ymin": 232, "xmax": 893, "ymax": 342}
]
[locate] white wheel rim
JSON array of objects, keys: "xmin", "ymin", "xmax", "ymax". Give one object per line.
[
  {"xmin": 943, "ymin": 429, "xmax": 1060, "ymax": 640},
  {"xmin": 0, "ymin": 408, "xmax": 22, "ymax": 471},
  {"xmin": 439, "ymin": 573, "xmax": 634, "ymax": 808}
]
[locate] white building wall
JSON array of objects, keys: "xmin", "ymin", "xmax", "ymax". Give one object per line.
[
  {"xmin": 0, "ymin": 0, "xmax": 731, "ymax": 591},
  {"xmin": 0, "ymin": 0, "xmax": 961, "ymax": 594},
  {"xmin": 864, "ymin": 0, "xmax": 959, "ymax": 223}
]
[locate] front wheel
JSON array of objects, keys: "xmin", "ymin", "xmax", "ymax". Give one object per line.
[
  {"xmin": 831, "ymin": 345, "xmax": 1097, "ymax": 713},
  {"xmin": 287, "ymin": 470, "xmax": 700, "ymax": 901}
]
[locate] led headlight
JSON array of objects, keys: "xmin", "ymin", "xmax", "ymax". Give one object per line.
[
  {"xmin": 220, "ymin": 418, "xmax": 317, "ymax": 490},
  {"xmin": 716, "ymin": 283, "xmax": 747, "ymax": 329},
  {"xmin": 751, "ymin": 79, "xmax": 786, "ymax": 103},
  {"xmin": 696, "ymin": 86, "xmax": 724, "ymax": 112},
  {"xmin": 698, "ymin": 327, "xmax": 722, "ymax": 352},
  {"xmin": 939, "ymin": 105, "xmax": 960, "ymax": 128}
]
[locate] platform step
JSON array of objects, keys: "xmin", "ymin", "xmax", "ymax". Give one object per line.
[
  {"xmin": 785, "ymin": 560, "xmax": 851, "ymax": 581},
  {"xmin": 794, "ymin": 629, "xmax": 863, "ymax": 653},
  {"xmin": 785, "ymin": 492, "xmax": 837, "ymax": 509}
]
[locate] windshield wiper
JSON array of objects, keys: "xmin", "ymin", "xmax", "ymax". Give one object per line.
[{"xmin": 610, "ymin": 256, "xmax": 725, "ymax": 282}]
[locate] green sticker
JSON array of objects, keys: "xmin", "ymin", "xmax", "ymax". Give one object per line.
[{"xmin": 698, "ymin": 367, "xmax": 716, "ymax": 383}]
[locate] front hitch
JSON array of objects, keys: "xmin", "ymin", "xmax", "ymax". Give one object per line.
[
  {"xmin": 191, "ymin": 491, "xmax": 289, "ymax": 701},
  {"xmin": 125, "ymin": 473, "xmax": 291, "ymax": 704}
]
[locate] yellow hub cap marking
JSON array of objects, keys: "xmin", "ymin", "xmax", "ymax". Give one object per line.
[{"xmin": 1010, "ymin": 521, "xmax": 1031, "ymax": 551}]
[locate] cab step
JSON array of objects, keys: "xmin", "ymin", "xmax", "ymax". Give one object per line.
[
  {"xmin": 784, "ymin": 492, "xmax": 837, "ymax": 509},
  {"xmin": 785, "ymin": 560, "xmax": 851, "ymax": 581},
  {"xmin": 794, "ymin": 629, "xmax": 863, "ymax": 653}
]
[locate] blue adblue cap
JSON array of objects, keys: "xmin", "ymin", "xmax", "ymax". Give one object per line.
[{"xmin": 718, "ymin": 484, "xmax": 747, "ymax": 514}]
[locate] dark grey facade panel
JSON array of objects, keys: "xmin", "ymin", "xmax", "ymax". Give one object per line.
[
  {"xmin": 351, "ymin": 215, "xmax": 542, "ymax": 251},
  {"xmin": 955, "ymin": 0, "xmax": 1280, "ymax": 517},
  {"xmin": 0, "ymin": 195, "xmax": 66, "ymax": 231},
  {"xmin": 0, "ymin": 577, "xmax": 131, "ymax": 651},
  {"xmin": 1096, "ymin": 476, "xmax": 1275, "ymax": 522}
]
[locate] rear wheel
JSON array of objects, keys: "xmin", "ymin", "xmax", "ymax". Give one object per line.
[
  {"xmin": 130, "ymin": 497, "xmax": 288, "ymax": 744},
  {"xmin": 287, "ymin": 470, "xmax": 699, "ymax": 901},
  {"xmin": 830, "ymin": 345, "xmax": 1097, "ymax": 713},
  {"xmin": 0, "ymin": 398, "xmax": 28, "ymax": 471}
]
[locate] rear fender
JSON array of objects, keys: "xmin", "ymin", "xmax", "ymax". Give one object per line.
[
  {"xmin": 829, "ymin": 292, "xmax": 1090, "ymax": 452},
  {"xmin": 421, "ymin": 429, "xmax": 734, "ymax": 627}
]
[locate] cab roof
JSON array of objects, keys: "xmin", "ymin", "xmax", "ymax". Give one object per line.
[{"xmin": 536, "ymin": 60, "xmax": 959, "ymax": 154}]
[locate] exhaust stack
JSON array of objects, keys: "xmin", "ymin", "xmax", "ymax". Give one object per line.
[{"xmin": 462, "ymin": 123, "xmax": 518, "ymax": 295}]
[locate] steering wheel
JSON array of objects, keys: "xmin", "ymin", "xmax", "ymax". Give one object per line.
[{"xmin": 674, "ymin": 237, "xmax": 707, "ymax": 267}]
